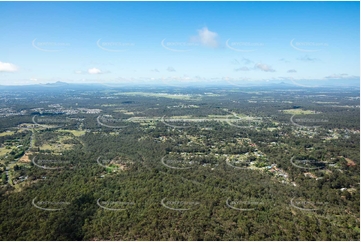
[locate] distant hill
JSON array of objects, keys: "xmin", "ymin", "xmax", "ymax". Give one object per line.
[{"xmin": 0, "ymin": 79, "xmax": 359, "ymax": 89}]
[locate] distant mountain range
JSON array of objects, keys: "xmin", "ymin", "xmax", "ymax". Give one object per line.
[{"xmin": 0, "ymin": 79, "xmax": 359, "ymax": 89}]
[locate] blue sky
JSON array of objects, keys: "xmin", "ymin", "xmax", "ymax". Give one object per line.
[{"xmin": 0, "ymin": 1, "xmax": 359, "ymax": 86}]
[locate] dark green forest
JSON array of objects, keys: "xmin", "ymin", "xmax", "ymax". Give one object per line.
[{"xmin": 0, "ymin": 85, "xmax": 359, "ymax": 240}]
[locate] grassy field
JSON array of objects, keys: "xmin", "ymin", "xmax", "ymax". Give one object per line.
[
  {"xmin": 39, "ymin": 133, "xmax": 76, "ymax": 152},
  {"xmin": 39, "ymin": 143, "xmax": 73, "ymax": 152},
  {"xmin": 0, "ymin": 145, "xmax": 18, "ymax": 159},
  {"xmin": 0, "ymin": 131, "xmax": 15, "ymax": 137},
  {"xmin": 56, "ymin": 129, "xmax": 86, "ymax": 137},
  {"xmin": 0, "ymin": 147, "xmax": 11, "ymax": 157}
]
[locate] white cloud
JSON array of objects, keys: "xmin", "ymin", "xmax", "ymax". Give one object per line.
[
  {"xmin": 254, "ymin": 63, "xmax": 275, "ymax": 72},
  {"xmin": 151, "ymin": 69, "xmax": 159, "ymax": 72},
  {"xmin": 88, "ymin": 68, "xmax": 102, "ymax": 74},
  {"xmin": 191, "ymin": 27, "xmax": 219, "ymax": 48},
  {"xmin": 0, "ymin": 62, "xmax": 18, "ymax": 72},
  {"xmin": 74, "ymin": 70, "xmax": 83, "ymax": 74},
  {"xmin": 325, "ymin": 73, "xmax": 359, "ymax": 79},
  {"xmin": 287, "ymin": 69, "xmax": 297, "ymax": 73},
  {"xmin": 167, "ymin": 66, "xmax": 176, "ymax": 72},
  {"xmin": 30, "ymin": 78, "xmax": 38, "ymax": 81}
]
